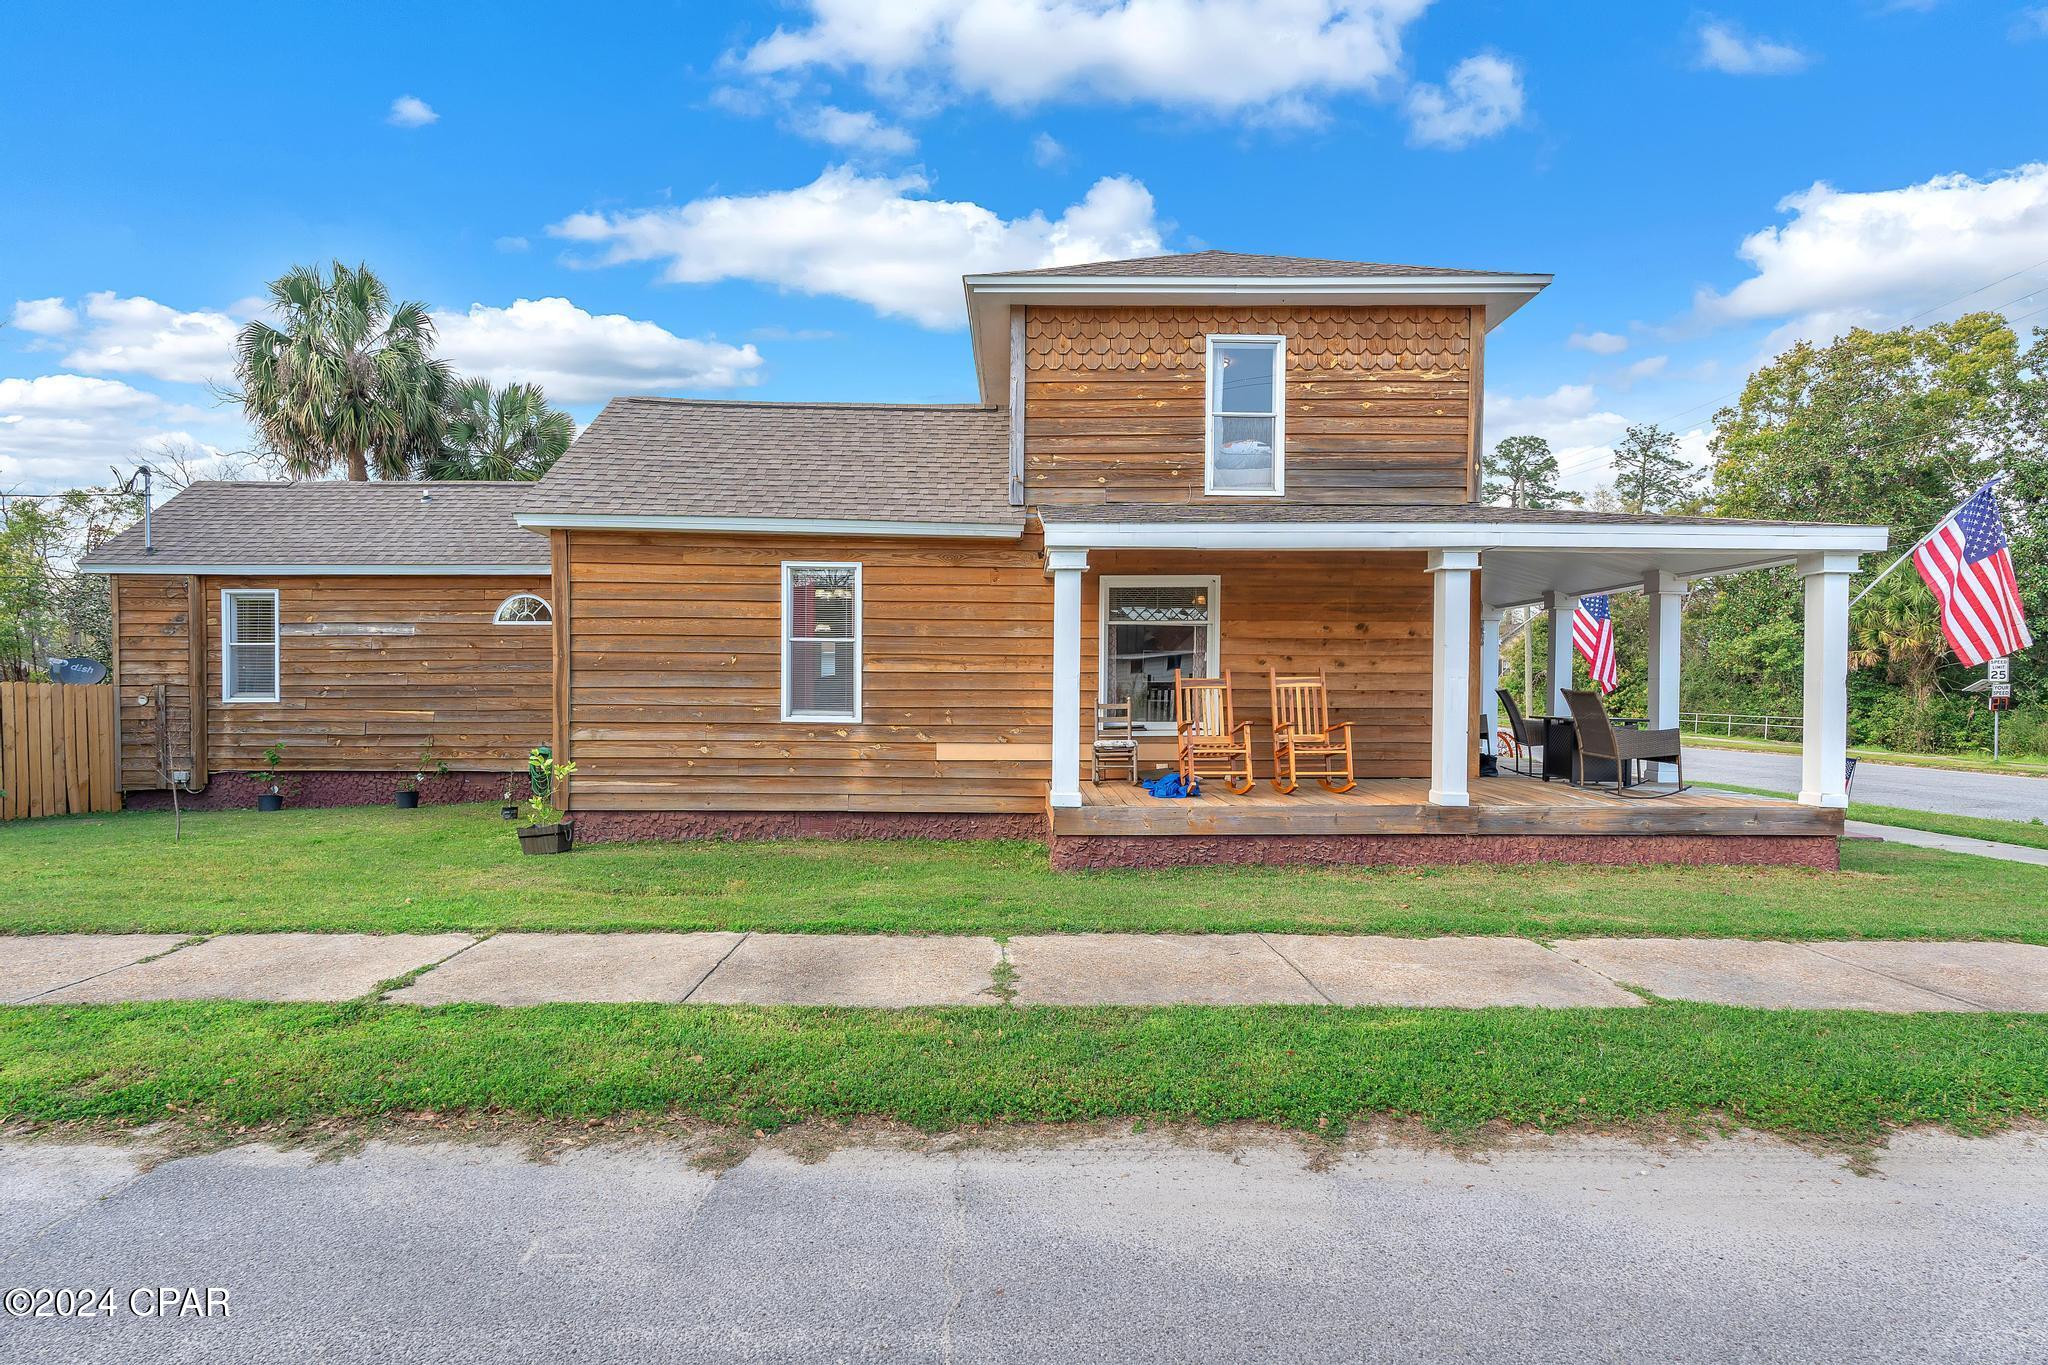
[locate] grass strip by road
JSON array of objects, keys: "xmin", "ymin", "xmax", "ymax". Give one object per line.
[
  {"xmin": 3, "ymin": 805, "xmax": 2047, "ymax": 941},
  {"xmin": 1685, "ymin": 732, "xmax": 2048, "ymax": 777},
  {"xmin": 1697, "ymin": 781, "xmax": 2048, "ymax": 854},
  {"xmin": 2, "ymin": 1000, "xmax": 2043, "ymax": 1141}
]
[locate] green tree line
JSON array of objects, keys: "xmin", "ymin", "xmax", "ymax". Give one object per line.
[{"xmin": 1485, "ymin": 313, "xmax": 2047, "ymax": 758}]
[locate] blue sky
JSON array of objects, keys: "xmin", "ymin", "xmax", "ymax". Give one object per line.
[{"xmin": 4, "ymin": 0, "xmax": 2046, "ymax": 495}]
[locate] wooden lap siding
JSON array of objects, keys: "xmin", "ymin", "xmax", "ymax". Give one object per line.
[
  {"xmin": 561, "ymin": 531, "xmax": 1052, "ymax": 815},
  {"xmin": 111, "ymin": 573, "xmax": 552, "ymax": 789},
  {"xmin": 1082, "ymin": 551, "xmax": 1456, "ymax": 781},
  {"xmin": 1024, "ymin": 305, "xmax": 1476, "ymax": 505}
]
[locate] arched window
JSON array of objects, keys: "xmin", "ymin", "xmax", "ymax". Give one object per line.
[{"xmin": 493, "ymin": 594, "xmax": 553, "ymax": 626}]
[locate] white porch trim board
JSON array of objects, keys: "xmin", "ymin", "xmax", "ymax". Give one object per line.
[
  {"xmin": 1799, "ymin": 552, "xmax": 1860, "ymax": 808},
  {"xmin": 1644, "ymin": 571, "xmax": 1686, "ymax": 783},
  {"xmin": 1047, "ymin": 549, "xmax": 1089, "ymax": 809},
  {"xmin": 1427, "ymin": 550, "xmax": 1480, "ymax": 807}
]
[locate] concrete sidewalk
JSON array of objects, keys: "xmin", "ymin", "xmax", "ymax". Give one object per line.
[
  {"xmin": 1846, "ymin": 820, "xmax": 2048, "ymax": 867},
  {"xmin": 5, "ymin": 931, "xmax": 2046, "ymax": 1013}
]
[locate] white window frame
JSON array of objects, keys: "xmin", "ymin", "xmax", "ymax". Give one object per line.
[
  {"xmin": 492, "ymin": 593, "xmax": 554, "ymax": 626},
  {"xmin": 1204, "ymin": 334, "xmax": 1287, "ymax": 497},
  {"xmin": 1098, "ymin": 574, "xmax": 1222, "ymax": 734},
  {"xmin": 780, "ymin": 561, "xmax": 863, "ymax": 723},
  {"xmin": 220, "ymin": 588, "xmax": 281, "ymax": 704}
]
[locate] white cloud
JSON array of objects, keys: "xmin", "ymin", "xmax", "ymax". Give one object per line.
[
  {"xmin": 433, "ymin": 298, "xmax": 765, "ymax": 403},
  {"xmin": 1487, "ymin": 384, "xmax": 1629, "ymax": 460},
  {"xmin": 1403, "ymin": 53, "xmax": 1524, "ymax": 149},
  {"xmin": 1565, "ymin": 329, "xmax": 1627, "ymax": 355},
  {"xmin": 1694, "ymin": 20, "xmax": 1810, "ymax": 75},
  {"xmin": 387, "ymin": 95, "xmax": 439, "ymax": 128},
  {"xmin": 1621, "ymin": 354, "xmax": 1669, "ymax": 384},
  {"xmin": 2013, "ymin": 6, "xmax": 2048, "ymax": 39},
  {"xmin": 10, "ymin": 298, "xmax": 78, "ymax": 335},
  {"xmin": 735, "ymin": 0, "xmax": 1429, "ymax": 119},
  {"xmin": 0, "ymin": 374, "xmax": 229, "ymax": 491},
  {"xmin": 495, "ymin": 236, "xmax": 531, "ymax": 253},
  {"xmin": 790, "ymin": 105, "xmax": 918, "ymax": 155},
  {"xmin": 47, "ymin": 293, "xmax": 241, "ymax": 386},
  {"xmin": 550, "ymin": 166, "xmax": 1165, "ymax": 328},
  {"xmin": 1032, "ymin": 132, "xmax": 1068, "ymax": 168},
  {"xmin": 1696, "ymin": 163, "xmax": 2048, "ymax": 345}
]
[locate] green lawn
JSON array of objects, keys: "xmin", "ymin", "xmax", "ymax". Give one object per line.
[
  {"xmin": 1697, "ymin": 781, "xmax": 2048, "ymax": 853},
  {"xmin": 3, "ymin": 803, "xmax": 2046, "ymax": 941},
  {"xmin": 3, "ymin": 999, "xmax": 2042, "ymax": 1140}
]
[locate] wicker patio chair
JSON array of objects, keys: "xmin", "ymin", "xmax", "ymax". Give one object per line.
[
  {"xmin": 1496, "ymin": 688, "xmax": 1546, "ymax": 779},
  {"xmin": 1561, "ymin": 688, "xmax": 1687, "ymax": 798}
]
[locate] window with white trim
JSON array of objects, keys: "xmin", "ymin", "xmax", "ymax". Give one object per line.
[
  {"xmin": 782, "ymin": 562, "xmax": 861, "ymax": 722},
  {"xmin": 493, "ymin": 594, "xmax": 553, "ymax": 626},
  {"xmin": 1205, "ymin": 335, "xmax": 1285, "ymax": 496},
  {"xmin": 1099, "ymin": 576, "xmax": 1219, "ymax": 731},
  {"xmin": 221, "ymin": 589, "xmax": 280, "ymax": 703}
]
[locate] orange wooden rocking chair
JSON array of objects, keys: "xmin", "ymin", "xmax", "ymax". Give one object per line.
[
  {"xmin": 1173, "ymin": 669, "xmax": 1255, "ymax": 795},
  {"xmin": 1268, "ymin": 667, "xmax": 1356, "ymax": 794}
]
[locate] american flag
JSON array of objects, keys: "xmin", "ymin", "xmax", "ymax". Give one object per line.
[
  {"xmin": 1911, "ymin": 481, "xmax": 2034, "ymax": 668},
  {"xmin": 1572, "ymin": 594, "xmax": 1618, "ymax": 693}
]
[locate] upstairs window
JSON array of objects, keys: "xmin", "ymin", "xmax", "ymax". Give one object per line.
[
  {"xmin": 1205, "ymin": 335, "xmax": 1285, "ymax": 496},
  {"xmin": 782, "ymin": 562, "xmax": 861, "ymax": 722},
  {"xmin": 493, "ymin": 594, "xmax": 553, "ymax": 626},
  {"xmin": 221, "ymin": 589, "xmax": 280, "ymax": 703}
]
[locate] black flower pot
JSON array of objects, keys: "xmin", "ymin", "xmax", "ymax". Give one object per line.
[
  {"xmin": 500, "ymin": 804, "xmax": 519, "ymax": 820},
  {"xmin": 257, "ymin": 793, "xmax": 283, "ymax": 813},
  {"xmin": 517, "ymin": 821, "xmax": 575, "ymax": 855},
  {"xmin": 395, "ymin": 790, "xmax": 420, "ymax": 809}
]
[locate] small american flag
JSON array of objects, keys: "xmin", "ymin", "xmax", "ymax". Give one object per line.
[
  {"xmin": 1572, "ymin": 594, "xmax": 1618, "ymax": 694},
  {"xmin": 1912, "ymin": 481, "xmax": 2034, "ymax": 667}
]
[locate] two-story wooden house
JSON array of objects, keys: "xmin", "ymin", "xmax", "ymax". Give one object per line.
[{"xmin": 84, "ymin": 251, "xmax": 1886, "ymax": 867}]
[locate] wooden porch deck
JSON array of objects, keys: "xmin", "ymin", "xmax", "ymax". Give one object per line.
[{"xmin": 1055, "ymin": 773, "xmax": 1841, "ymax": 839}]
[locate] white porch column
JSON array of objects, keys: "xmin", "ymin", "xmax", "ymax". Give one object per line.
[
  {"xmin": 1543, "ymin": 589, "xmax": 1577, "ymax": 715},
  {"xmin": 1428, "ymin": 550, "xmax": 1480, "ymax": 807},
  {"xmin": 1798, "ymin": 552, "xmax": 1859, "ymax": 809},
  {"xmin": 1047, "ymin": 548, "xmax": 1089, "ymax": 809},
  {"xmin": 1644, "ymin": 571, "xmax": 1686, "ymax": 783},
  {"xmin": 1478, "ymin": 605, "xmax": 1504, "ymax": 756}
]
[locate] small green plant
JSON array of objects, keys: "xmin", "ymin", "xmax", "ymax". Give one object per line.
[
  {"xmin": 248, "ymin": 744, "xmax": 286, "ymax": 796},
  {"xmin": 399, "ymin": 739, "xmax": 450, "ymax": 794},
  {"xmin": 523, "ymin": 749, "xmax": 576, "ymax": 827}
]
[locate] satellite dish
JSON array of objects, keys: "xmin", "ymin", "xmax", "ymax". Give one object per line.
[{"xmin": 49, "ymin": 657, "xmax": 109, "ymax": 685}]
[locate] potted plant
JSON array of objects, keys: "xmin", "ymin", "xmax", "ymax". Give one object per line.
[
  {"xmin": 396, "ymin": 740, "xmax": 448, "ymax": 810},
  {"xmin": 500, "ymin": 773, "xmax": 520, "ymax": 821},
  {"xmin": 250, "ymin": 744, "xmax": 286, "ymax": 812},
  {"xmin": 517, "ymin": 750, "xmax": 577, "ymax": 855}
]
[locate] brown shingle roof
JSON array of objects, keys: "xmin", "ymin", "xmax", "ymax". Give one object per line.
[
  {"xmin": 78, "ymin": 481, "xmax": 548, "ymax": 569},
  {"xmin": 1035, "ymin": 502, "xmax": 1863, "ymax": 529},
  {"xmin": 523, "ymin": 398, "xmax": 1022, "ymax": 529},
  {"xmin": 978, "ymin": 249, "xmax": 1536, "ymax": 281}
]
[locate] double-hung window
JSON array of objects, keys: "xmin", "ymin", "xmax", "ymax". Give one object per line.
[
  {"xmin": 1099, "ymin": 576, "xmax": 1220, "ymax": 732},
  {"xmin": 1205, "ymin": 335, "xmax": 1285, "ymax": 495},
  {"xmin": 782, "ymin": 562, "xmax": 861, "ymax": 722},
  {"xmin": 221, "ymin": 589, "xmax": 281, "ymax": 703}
]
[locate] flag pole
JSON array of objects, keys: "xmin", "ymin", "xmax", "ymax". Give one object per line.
[{"xmin": 1848, "ymin": 476, "xmax": 1999, "ymax": 611}]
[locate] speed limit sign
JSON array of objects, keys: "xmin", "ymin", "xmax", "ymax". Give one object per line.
[{"xmin": 1989, "ymin": 657, "xmax": 2010, "ymax": 684}]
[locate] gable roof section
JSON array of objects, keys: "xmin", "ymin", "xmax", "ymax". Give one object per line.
[
  {"xmin": 77, "ymin": 480, "xmax": 549, "ymax": 574},
  {"xmin": 519, "ymin": 398, "xmax": 1024, "ymax": 538},
  {"xmin": 980, "ymin": 249, "xmax": 1537, "ymax": 280}
]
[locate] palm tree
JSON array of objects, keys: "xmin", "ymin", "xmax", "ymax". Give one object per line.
[
  {"xmin": 234, "ymin": 262, "xmax": 450, "ymax": 481},
  {"xmin": 1848, "ymin": 571, "xmax": 1948, "ymax": 703},
  {"xmin": 425, "ymin": 378, "xmax": 575, "ymax": 481}
]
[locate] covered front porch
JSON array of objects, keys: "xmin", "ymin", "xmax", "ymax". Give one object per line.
[{"xmin": 1038, "ymin": 504, "xmax": 1887, "ymax": 868}]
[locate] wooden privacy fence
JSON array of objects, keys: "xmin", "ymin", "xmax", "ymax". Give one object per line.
[{"xmin": 0, "ymin": 683, "xmax": 120, "ymax": 820}]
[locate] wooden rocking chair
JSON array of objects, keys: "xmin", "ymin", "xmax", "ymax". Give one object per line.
[
  {"xmin": 1268, "ymin": 667, "xmax": 1356, "ymax": 794},
  {"xmin": 1173, "ymin": 670, "xmax": 1254, "ymax": 795}
]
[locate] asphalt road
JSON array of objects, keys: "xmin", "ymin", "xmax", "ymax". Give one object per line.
[
  {"xmin": 1684, "ymin": 744, "xmax": 2048, "ymax": 821},
  {"xmin": 2, "ymin": 1129, "xmax": 2043, "ymax": 1363}
]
